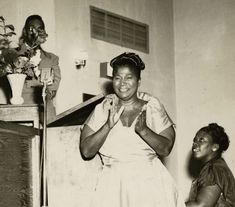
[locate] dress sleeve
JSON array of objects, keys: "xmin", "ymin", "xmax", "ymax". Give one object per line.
[
  {"xmin": 198, "ymin": 163, "xmax": 230, "ymax": 194},
  {"xmin": 138, "ymin": 92, "xmax": 174, "ymax": 134},
  {"xmin": 84, "ymin": 100, "xmax": 108, "ymax": 132}
]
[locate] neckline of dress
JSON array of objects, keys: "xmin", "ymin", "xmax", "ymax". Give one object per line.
[{"xmin": 119, "ymin": 103, "xmax": 148, "ymax": 128}]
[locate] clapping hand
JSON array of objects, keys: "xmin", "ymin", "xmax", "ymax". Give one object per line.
[
  {"xmin": 135, "ymin": 110, "xmax": 148, "ymax": 135},
  {"xmin": 103, "ymin": 95, "xmax": 124, "ymax": 129}
]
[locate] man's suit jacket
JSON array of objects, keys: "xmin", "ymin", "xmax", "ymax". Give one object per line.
[{"xmin": 23, "ymin": 48, "xmax": 61, "ymax": 122}]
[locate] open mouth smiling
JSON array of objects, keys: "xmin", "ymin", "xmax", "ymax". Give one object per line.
[
  {"xmin": 193, "ymin": 148, "xmax": 200, "ymax": 152},
  {"xmin": 119, "ymin": 88, "xmax": 128, "ymax": 92}
]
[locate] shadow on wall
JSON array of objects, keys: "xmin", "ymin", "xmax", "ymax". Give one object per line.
[
  {"xmin": 101, "ymin": 79, "xmax": 114, "ymax": 95},
  {"xmin": 0, "ymin": 76, "xmax": 10, "ymax": 103},
  {"xmin": 186, "ymin": 151, "xmax": 202, "ymax": 179}
]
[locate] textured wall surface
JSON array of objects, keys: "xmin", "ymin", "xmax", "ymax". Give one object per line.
[{"xmin": 47, "ymin": 126, "xmax": 102, "ymax": 207}]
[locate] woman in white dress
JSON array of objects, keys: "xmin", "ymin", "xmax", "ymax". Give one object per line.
[{"xmin": 80, "ymin": 52, "xmax": 185, "ymax": 207}]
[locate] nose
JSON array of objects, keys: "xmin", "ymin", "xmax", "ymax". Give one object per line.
[
  {"xmin": 120, "ymin": 79, "xmax": 127, "ymax": 86},
  {"xmin": 192, "ymin": 142, "xmax": 198, "ymax": 148}
]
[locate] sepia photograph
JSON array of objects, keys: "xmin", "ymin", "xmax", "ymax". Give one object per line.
[{"xmin": 0, "ymin": 0, "xmax": 235, "ymax": 206}]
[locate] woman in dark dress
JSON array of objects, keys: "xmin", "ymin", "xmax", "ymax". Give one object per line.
[{"xmin": 186, "ymin": 123, "xmax": 235, "ymax": 207}]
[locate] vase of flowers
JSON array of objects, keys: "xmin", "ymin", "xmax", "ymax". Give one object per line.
[
  {"xmin": 6, "ymin": 73, "xmax": 27, "ymax": 104},
  {"xmin": 0, "ymin": 16, "xmax": 47, "ymax": 104}
]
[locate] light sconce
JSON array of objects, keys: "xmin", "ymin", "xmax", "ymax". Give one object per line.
[{"xmin": 75, "ymin": 51, "xmax": 88, "ymax": 69}]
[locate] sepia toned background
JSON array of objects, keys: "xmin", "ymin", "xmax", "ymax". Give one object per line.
[{"xmin": 1, "ymin": 0, "xmax": 235, "ymax": 206}]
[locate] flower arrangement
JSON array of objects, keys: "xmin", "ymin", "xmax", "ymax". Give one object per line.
[{"xmin": 0, "ymin": 16, "xmax": 48, "ymax": 78}]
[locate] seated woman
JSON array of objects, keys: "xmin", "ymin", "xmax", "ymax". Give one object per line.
[
  {"xmin": 80, "ymin": 52, "xmax": 186, "ymax": 207},
  {"xmin": 186, "ymin": 123, "xmax": 235, "ymax": 207}
]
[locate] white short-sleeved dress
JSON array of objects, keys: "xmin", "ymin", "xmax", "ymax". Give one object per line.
[{"xmin": 85, "ymin": 92, "xmax": 186, "ymax": 207}]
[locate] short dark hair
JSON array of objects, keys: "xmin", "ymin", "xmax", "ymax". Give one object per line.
[
  {"xmin": 19, "ymin": 15, "xmax": 45, "ymax": 44},
  {"xmin": 110, "ymin": 52, "xmax": 145, "ymax": 80},
  {"xmin": 24, "ymin": 14, "xmax": 45, "ymax": 30},
  {"xmin": 198, "ymin": 123, "xmax": 230, "ymax": 154}
]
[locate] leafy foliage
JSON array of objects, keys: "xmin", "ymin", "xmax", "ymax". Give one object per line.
[{"xmin": 0, "ymin": 16, "xmax": 47, "ymax": 77}]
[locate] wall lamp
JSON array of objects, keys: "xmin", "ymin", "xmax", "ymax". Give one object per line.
[{"xmin": 75, "ymin": 51, "xmax": 88, "ymax": 69}]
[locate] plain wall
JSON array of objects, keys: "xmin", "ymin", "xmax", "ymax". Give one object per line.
[{"xmin": 174, "ymin": 0, "xmax": 235, "ymax": 198}]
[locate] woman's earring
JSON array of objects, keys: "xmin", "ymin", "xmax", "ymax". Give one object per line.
[{"xmin": 212, "ymin": 144, "xmax": 219, "ymax": 152}]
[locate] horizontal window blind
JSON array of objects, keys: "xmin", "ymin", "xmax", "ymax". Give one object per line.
[{"xmin": 90, "ymin": 6, "xmax": 149, "ymax": 53}]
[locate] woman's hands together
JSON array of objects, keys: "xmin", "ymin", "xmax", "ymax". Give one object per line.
[
  {"xmin": 103, "ymin": 94, "xmax": 124, "ymax": 129},
  {"xmin": 135, "ymin": 110, "xmax": 148, "ymax": 136}
]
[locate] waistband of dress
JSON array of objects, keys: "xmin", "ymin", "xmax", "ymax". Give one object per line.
[{"xmin": 101, "ymin": 155, "xmax": 160, "ymax": 167}]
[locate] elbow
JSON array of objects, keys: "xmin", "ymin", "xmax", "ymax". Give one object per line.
[
  {"xmin": 157, "ymin": 139, "xmax": 175, "ymax": 157},
  {"xmin": 79, "ymin": 144, "xmax": 95, "ymax": 160},
  {"xmin": 165, "ymin": 140, "xmax": 175, "ymax": 156},
  {"xmin": 80, "ymin": 149, "xmax": 94, "ymax": 160},
  {"xmin": 159, "ymin": 147, "xmax": 171, "ymax": 157},
  {"xmin": 159, "ymin": 127, "xmax": 175, "ymax": 157}
]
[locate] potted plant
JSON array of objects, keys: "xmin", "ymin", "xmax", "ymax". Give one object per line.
[{"xmin": 0, "ymin": 16, "xmax": 47, "ymax": 104}]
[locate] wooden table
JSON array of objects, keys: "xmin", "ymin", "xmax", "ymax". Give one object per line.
[
  {"xmin": 0, "ymin": 104, "xmax": 40, "ymax": 128},
  {"xmin": 0, "ymin": 104, "xmax": 41, "ymax": 207}
]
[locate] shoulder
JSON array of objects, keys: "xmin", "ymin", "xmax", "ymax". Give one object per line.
[
  {"xmin": 138, "ymin": 91, "xmax": 168, "ymax": 117},
  {"xmin": 41, "ymin": 49, "xmax": 59, "ymax": 60},
  {"xmin": 208, "ymin": 158, "xmax": 232, "ymax": 176},
  {"xmin": 198, "ymin": 158, "xmax": 235, "ymax": 189},
  {"xmin": 84, "ymin": 97, "xmax": 109, "ymax": 131},
  {"xmin": 138, "ymin": 91, "xmax": 162, "ymax": 107},
  {"xmin": 138, "ymin": 92, "xmax": 174, "ymax": 133}
]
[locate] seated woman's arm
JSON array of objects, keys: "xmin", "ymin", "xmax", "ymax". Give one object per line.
[{"xmin": 185, "ymin": 185, "xmax": 221, "ymax": 207}]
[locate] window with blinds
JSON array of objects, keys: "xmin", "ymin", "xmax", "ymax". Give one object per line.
[{"xmin": 90, "ymin": 6, "xmax": 149, "ymax": 53}]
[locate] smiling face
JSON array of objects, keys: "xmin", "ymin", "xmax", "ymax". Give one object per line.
[
  {"xmin": 192, "ymin": 130, "xmax": 219, "ymax": 163},
  {"xmin": 112, "ymin": 66, "xmax": 140, "ymax": 102}
]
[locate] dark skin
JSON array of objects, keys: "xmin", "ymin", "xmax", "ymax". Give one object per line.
[
  {"xmin": 185, "ymin": 186, "xmax": 221, "ymax": 207},
  {"xmin": 80, "ymin": 66, "xmax": 175, "ymax": 159},
  {"xmin": 185, "ymin": 131, "xmax": 222, "ymax": 207},
  {"xmin": 23, "ymin": 18, "xmax": 56, "ymax": 99},
  {"xmin": 24, "ymin": 19, "xmax": 48, "ymax": 49}
]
